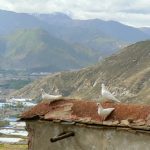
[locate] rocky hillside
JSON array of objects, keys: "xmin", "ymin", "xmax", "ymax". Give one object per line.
[{"xmin": 11, "ymin": 40, "xmax": 150, "ymax": 104}]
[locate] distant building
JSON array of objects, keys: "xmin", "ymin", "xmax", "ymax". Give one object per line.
[
  {"xmin": 7, "ymin": 98, "xmax": 32, "ymax": 103},
  {"xmin": 21, "ymin": 99, "xmax": 150, "ymax": 150},
  {"xmin": 4, "ymin": 98, "xmax": 35, "ymax": 107},
  {"xmin": 0, "ymin": 98, "xmax": 6, "ymax": 103}
]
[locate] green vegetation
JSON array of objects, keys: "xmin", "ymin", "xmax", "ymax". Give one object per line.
[
  {"xmin": 2, "ymin": 102, "xmax": 24, "ymax": 109},
  {"xmin": 0, "ymin": 28, "xmax": 101, "ymax": 72},
  {"xmin": 0, "ymin": 121, "xmax": 9, "ymax": 127},
  {"xmin": 0, "ymin": 69, "xmax": 27, "ymax": 76},
  {"xmin": 0, "ymin": 79, "xmax": 31, "ymax": 89},
  {"xmin": 0, "ymin": 144, "xmax": 27, "ymax": 150}
]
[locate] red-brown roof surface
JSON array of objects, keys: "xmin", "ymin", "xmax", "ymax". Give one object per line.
[{"xmin": 21, "ymin": 99, "xmax": 150, "ymax": 128}]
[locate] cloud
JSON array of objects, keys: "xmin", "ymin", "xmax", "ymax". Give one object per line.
[{"xmin": 0, "ymin": 0, "xmax": 150, "ymax": 27}]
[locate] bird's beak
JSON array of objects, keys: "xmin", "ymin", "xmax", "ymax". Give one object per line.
[{"xmin": 96, "ymin": 103, "xmax": 100, "ymax": 106}]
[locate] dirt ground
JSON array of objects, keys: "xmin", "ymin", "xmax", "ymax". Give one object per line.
[{"xmin": 0, "ymin": 144, "xmax": 27, "ymax": 150}]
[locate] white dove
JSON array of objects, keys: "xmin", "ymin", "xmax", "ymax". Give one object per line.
[
  {"xmin": 41, "ymin": 89, "xmax": 63, "ymax": 103},
  {"xmin": 97, "ymin": 103, "xmax": 115, "ymax": 120},
  {"xmin": 101, "ymin": 83, "xmax": 120, "ymax": 103}
]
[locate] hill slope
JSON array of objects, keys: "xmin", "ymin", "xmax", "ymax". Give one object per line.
[
  {"xmin": 12, "ymin": 40, "xmax": 150, "ymax": 104},
  {"xmin": 0, "ymin": 28, "xmax": 99, "ymax": 72}
]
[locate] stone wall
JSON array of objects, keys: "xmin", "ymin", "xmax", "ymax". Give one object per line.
[{"xmin": 26, "ymin": 121, "xmax": 150, "ymax": 150}]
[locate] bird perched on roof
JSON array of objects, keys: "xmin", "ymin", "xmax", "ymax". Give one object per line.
[
  {"xmin": 41, "ymin": 89, "xmax": 63, "ymax": 103},
  {"xmin": 101, "ymin": 83, "xmax": 120, "ymax": 103},
  {"xmin": 97, "ymin": 103, "xmax": 115, "ymax": 121}
]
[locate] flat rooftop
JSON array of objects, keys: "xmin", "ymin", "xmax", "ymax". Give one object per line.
[{"xmin": 20, "ymin": 99, "xmax": 150, "ymax": 133}]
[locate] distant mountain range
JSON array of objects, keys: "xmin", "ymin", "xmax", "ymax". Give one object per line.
[
  {"xmin": 0, "ymin": 28, "xmax": 99, "ymax": 72},
  {"xmin": 140, "ymin": 27, "xmax": 150, "ymax": 36},
  {"xmin": 0, "ymin": 10, "xmax": 150, "ymax": 72},
  {"xmin": 12, "ymin": 40, "xmax": 150, "ymax": 104},
  {"xmin": 0, "ymin": 10, "xmax": 49, "ymax": 35},
  {"xmin": 34, "ymin": 13, "xmax": 149, "ymax": 42}
]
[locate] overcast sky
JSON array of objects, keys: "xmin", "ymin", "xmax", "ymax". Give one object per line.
[{"xmin": 0, "ymin": 0, "xmax": 150, "ymax": 27}]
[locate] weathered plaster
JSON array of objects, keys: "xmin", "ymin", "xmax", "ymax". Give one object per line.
[{"xmin": 26, "ymin": 121, "xmax": 150, "ymax": 150}]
